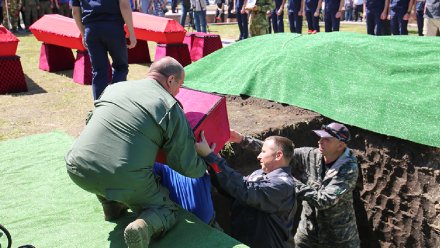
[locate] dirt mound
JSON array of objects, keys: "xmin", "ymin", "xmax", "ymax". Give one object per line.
[{"xmin": 219, "ymin": 95, "xmax": 440, "ymax": 247}]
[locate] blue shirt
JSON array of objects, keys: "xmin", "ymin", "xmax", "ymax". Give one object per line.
[
  {"xmin": 288, "ymin": 0, "xmax": 302, "ymax": 12},
  {"xmin": 70, "ymin": 0, "xmax": 124, "ymax": 24},
  {"xmin": 324, "ymin": 0, "xmax": 341, "ymax": 13},
  {"xmin": 390, "ymin": 0, "xmax": 410, "ymax": 11},
  {"xmin": 366, "ymin": 0, "xmax": 386, "ymax": 11},
  {"xmin": 416, "ymin": 1, "xmax": 425, "ymax": 11},
  {"xmin": 305, "ymin": 0, "xmax": 319, "ymax": 11},
  {"xmin": 274, "ymin": 0, "xmax": 284, "ymax": 8},
  {"xmin": 153, "ymin": 163, "xmax": 214, "ymax": 224},
  {"xmin": 235, "ymin": 0, "xmax": 246, "ymax": 10}
]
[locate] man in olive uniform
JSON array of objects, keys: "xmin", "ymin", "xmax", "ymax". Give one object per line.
[
  {"xmin": 22, "ymin": 0, "xmax": 39, "ymax": 30},
  {"xmin": 3, "ymin": 0, "xmax": 22, "ymax": 32},
  {"xmin": 245, "ymin": 0, "xmax": 274, "ymax": 36},
  {"xmin": 65, "ymin": 57, "xmax": 208, "ymax": 248}
]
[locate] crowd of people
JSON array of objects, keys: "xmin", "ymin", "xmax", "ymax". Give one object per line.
[
  {"xmin": 1, "ymin": 0, "xmax": 71, "ymax": 33},
  {"xmin": 213, "ymin": 0, "xmax": 439, "ymax": 37}
]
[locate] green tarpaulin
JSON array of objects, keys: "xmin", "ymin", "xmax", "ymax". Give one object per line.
[
  {"xmin": 0, "ymin": 132, "xmax": 246, "ymax": 248},
  {"xmin": 184, "ymin": 32, "xmax": 440, "ymax": 148}
]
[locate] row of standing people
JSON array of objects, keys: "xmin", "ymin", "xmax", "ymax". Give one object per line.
[
  {"xmin": 276, "ymin": 0, "xmax": 439, "ymax": 35},
  {"xmin": 263, "ymin": 0, "xmax": 439, "ymax": 36},
  {"xmin": 226, "ymin": 0, "xmax": 439, "ymax": 40},
  {"xmin": 1, "ymin": 0, "xmax": 70, "ymax": 32}
]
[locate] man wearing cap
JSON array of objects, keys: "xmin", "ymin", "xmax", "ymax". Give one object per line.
[{"xmin": 229, "ymin": 122, "xmax": 360, "ymax": 248}]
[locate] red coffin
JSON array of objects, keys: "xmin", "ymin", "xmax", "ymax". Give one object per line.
[
  {"xmin": 30, "ymin": 14, "xmax": 86, "ymax": 51},
  {"xmin": 0, "ymin": 56, "xmax": 27, "ymax": 94},
  {"xmin": 0, "ymin": 25, "xmax": 19, "ymax": 56},
  {"xmin": 156, "ymin": 88, "xmax": 230, "ymax": 163},
  {"xmin": 129, "ymin": 12, "xmax": 186, "ymax": 44}
]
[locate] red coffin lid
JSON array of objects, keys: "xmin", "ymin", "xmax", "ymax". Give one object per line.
[
  {"xmin": 129, "ymin": 12, "xmax": 186, "ymax": 44},
  {"xmin": 0, "ymin": 25, "xmax": 19, "ymax": 43},
  {"xmin": 0, "ymin": 25, "xmax": 19, "ymax": 56},
  {"xmin": 30, "ymin": 14, "xmax": 86, "ymax": 51}
]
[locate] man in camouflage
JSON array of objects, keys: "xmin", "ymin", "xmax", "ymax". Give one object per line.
[
  {"xmin": 2, "ymin": 0, "xmax": 22, "ymax": 32},
  {"xmin": 245, "ymin": 0, "xmax": 274, "ymax": 36},
  {"xmin": 229, "ymin": 122, "xmax": 360, "ymax": 248},
  {"xmin": 22, "ymin": 0, "xmax": 39, "ymax": 31},
  {"xmin": 292, "ymin": 122, "xmax": 360, "ymax": 247}
]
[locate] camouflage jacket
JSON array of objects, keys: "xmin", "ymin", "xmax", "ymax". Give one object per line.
[
  {"xmin": 292, "ymin": 147, "xmax": 360, "ymax": 248},
  {"xmin": 240, "ymin": 136, "xmax": 360, "ymax": 248}
]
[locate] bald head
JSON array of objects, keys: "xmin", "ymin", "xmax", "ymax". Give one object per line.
[
  {"xmin": 148, "ymin": 57, "xmax": 185, "ymax": 96},
  {"xmin": 149, "ymin": 56, "xmax": 184, "ymax": 81}
]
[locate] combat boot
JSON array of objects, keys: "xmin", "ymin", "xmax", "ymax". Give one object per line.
[
  {"xmin": 97, "ymin": 195, "xmax": 128, "ymax": 221},
  {"xmin": 124, "ymin": 218, "xmax": 151, "ymax": 248}
]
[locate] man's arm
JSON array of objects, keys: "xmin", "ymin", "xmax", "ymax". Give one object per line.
[
  {"xmin": 71, "ymin": 5, "xmax": 85, "ymax": 48},
  {"xmin": 294, "ymin": 157, "xmax": 359, "ymax": 210},
  {"xmin": 337, "ymin": 0, "xmax": 344, "ymax": 18},
  {"xmin": 315, "ymin": 0, "xmax": 322, "ymax": 16},
  {"xmin": 381, "ymin": 0, "xmax": 389, "ymax": 19},
  {"xmin": 404, "ymin": 0, "xmax": 415, "ymax": 20},
  {"xmin": 204, "ymin": 152, "xmax": 295, "ymax": 213},
  {"xmin": 278, "ymin": 0, "xmax": 286, "ymax": 15},
  {"xmin": 161, "ymin": 104, "xmax": 208, "ymax": 178},
  {"xmin": 299, "ymin": 0, "xmax": 305, "ymax": 16},
  {"xmin": 229, "ymin": 130, "xmax": 263, "ymax": 153},
  {"xmin": 119, "ymin": 0, "xmax": 137, "ymax": 49}
]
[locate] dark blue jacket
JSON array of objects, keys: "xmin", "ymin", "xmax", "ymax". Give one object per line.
[
  {"xmin": 288, "ymin": 0, "xmax": 303, "ymax": 12},
  {"xmin": 204, "ymin": 152, "xmax": 296, "ymax": 248},
  {"xmin": 305, "ymin": 0, "xmax": 319, "ymax": 12},
  {"xmin": 325, "ymin": 0, "xmax": 341, "ymax": 13},
  {"xmin": 366, "ymin": 0, "xmax": 386, "ymax": 11},
  {"xmin": 70, "ymin": 0, "xmax": 124, "ymax": 24}
]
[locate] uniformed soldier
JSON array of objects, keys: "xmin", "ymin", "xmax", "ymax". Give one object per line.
[
  {"xmin": 245, "ymin": 0, "xmax": 275, "ymax": 36},
  {"xmin": 3, "ymin": 0, "xmax": 22, "ymax": 32},
  {"xmin": 22, "ymin": 0, "xmax": 39, "ymax": 30},
  {"xmin": 65, "ymin": 57, "xmax": 209, "ymax": 248}
]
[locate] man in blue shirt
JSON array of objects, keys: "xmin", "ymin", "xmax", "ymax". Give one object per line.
[
  {"xmin": 271, "ymin": 0, "xmax": 286, "ymax": 32},
  {"xmin": 71, "ymin": 0, "xmax": 137, "ymax": 100},
  {"xmin": 365, "ymin": 0, "xmax": 389, "ymax": 35},
  {"xmin": 388, "ymin": 0, "xmax": 414, "ymax": 34},
  {"xmin": 305, "ymin": 0, "xmax": 321, "ymax": 33},
  {"xmin": 324, "ymin": 0, "xmax": 344, "ymax": 31},
  {"xmin": 288, "ymin": 0, "xmax": 304, "ymax": 33},
  {"xmin": 233, "ymin": 0, "xmax": 249, "ymax": 40}
]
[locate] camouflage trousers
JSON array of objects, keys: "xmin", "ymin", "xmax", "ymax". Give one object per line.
[
  {"xmin": 2, "ymin": 0, "xmax": 21, "ymax": 30},
  {"xmin": 23, "ymin": 4, "xmax": 38, "ymax": 29},
  {"xmin": 249, "ymin": 12, "xmax": 269, "ymax": 37}
]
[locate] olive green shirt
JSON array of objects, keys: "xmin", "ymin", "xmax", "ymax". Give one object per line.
[{"xmin": 66, "ymin": 79, "xmax": 207, "ymax": 192}]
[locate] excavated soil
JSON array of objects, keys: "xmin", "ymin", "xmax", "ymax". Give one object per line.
[{"xmin": 220, "ymin": 95, "xmax": 440, "ymax": 248}]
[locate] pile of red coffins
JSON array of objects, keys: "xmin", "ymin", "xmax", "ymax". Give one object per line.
[{"xmin": 29, "ymin": 14, "xmax": 224, "ymax": 86}]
